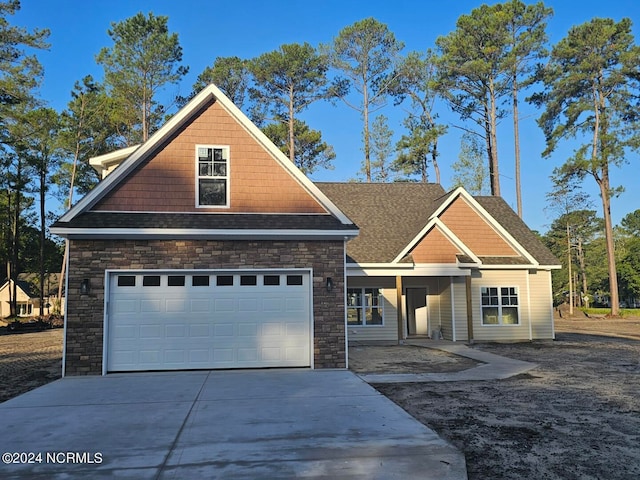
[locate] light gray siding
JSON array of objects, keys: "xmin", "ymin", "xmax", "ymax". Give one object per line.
[
  {"xmin": 347, "ymin": 277, "xmax": 398, "ymax": 343},
  {"xmin": 471, "ymin": 269, "xmax": 546, "ymax": 342},
  {"xmin": 528, "ymin": 270, "xmax": 555, "ymax": 339},
  {"xmin": 452, "ymin": 277, "xmax": 469, "ymax": 342}
]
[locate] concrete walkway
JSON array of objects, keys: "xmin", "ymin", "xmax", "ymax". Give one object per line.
[
  {"xmin": 358, "ymin": 340, "xmax": 537, "ymax": 384},
  {"xmin": 0, "ymin": 369, "xmax": 467, "ymax": 479}
]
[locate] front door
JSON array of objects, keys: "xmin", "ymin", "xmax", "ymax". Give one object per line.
[{"xmin": 406, "ymin": 287, "xmax": 428, "ymax": 336}]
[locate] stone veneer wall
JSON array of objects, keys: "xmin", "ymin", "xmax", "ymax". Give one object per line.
[{"xmin": 65, "ymin": 239, "xmax": 345, "ymax": 375}]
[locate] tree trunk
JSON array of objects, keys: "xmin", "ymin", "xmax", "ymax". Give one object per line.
[
  {"xmin": 432, "ymin": 142, "xmax": 441, "ymax": 184},
  {"xmin": 363, "ymin": 82, "xmax": 371, "ymax": 182},
  {"xmin": 577, "ymin": 236, "xmax": 588, "ymax": 301},
  {"xmin": 483, "ymin": 103, "xmax": 495, "ymax": 195},
  {"xmin": 598, "ymin": 174, "xmax": 619, "ymax": 315},
  {"xmin": 567, "ymin": 222, "xmax": 573, "ymax": 315},
  {"xmin": 39, "ymin": 165, "xmax": 45, "ymax": 317},
  {"xmin": 489, "ymin": 79, "xmax": 500, "ymax": 196},
  {"xmin": 288, "ymin": 87, "xmax": 295, "ymax": 164},
  {"xmin": 512, "ymin": 79, "xmax": 522, "ymax": 217},
  {"xmin": 591, "ymin": 83, "xmax": 619, "ymax": 316}
]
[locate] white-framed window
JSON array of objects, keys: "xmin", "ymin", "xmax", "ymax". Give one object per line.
[
  {"xmin": 347, "ymin": 288, "xmax": 384, "ymax": 326},
  {"xmin": 196, "ymin": 145, "xmax": 229, "ymax": 207},
  {"xmin": 481, "ymin": 286, "xmax": 519, "ymax": 325},
  {"xmin": 17, "ymin": 303, "xmax": 33, "ymax": 317}
]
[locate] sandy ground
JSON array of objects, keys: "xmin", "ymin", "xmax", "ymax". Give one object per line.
[
  {"xmin": 372, "ymin": 317, "xmax": 640, "ymax": 480},
  {"xmin": 1, "ymin": 318, "xmax": 639, "ymax": 479},
  {"xmin": 0, "ymin": 329, "xmax": 63, "ymax": 404}
]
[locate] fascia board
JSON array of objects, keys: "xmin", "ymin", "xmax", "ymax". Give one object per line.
[
  {"xmin": 88, "ymin": 144, "xmax": 140, "ymax": 171},
  {"xmin": 346, "ymin": 263, "xmax": 471, "ymax": 277}
]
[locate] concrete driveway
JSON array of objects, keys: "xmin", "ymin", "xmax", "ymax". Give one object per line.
[{"xmin": 0, "ymin": 369, "xmax": 466, "ymax": 479}]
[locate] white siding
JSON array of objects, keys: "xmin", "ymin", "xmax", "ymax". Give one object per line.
[{"xmin": 347, "ymin": 277, "xmax": 398, "ymax": 343}]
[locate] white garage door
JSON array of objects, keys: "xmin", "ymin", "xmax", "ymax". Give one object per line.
[{"xmin": 106, "ymin": 270, "xmax": 311, "ymax": 372}]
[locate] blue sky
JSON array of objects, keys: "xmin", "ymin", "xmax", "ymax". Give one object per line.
[{"xmin": 13, "ymin": 0, "xmax": 640, "ymax": 233}]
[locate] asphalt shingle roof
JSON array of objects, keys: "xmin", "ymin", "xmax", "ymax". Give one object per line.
[
  {"xmin": 316, "ymin": 183, "xmax": 447, "ymax": 263},
  {"xmin": 317, "ymin": 183, "xmax": 559, "ymax": 266},
  {"xmin": 52, "ymin": 212, "xmax": 355, "ymax": 231}
]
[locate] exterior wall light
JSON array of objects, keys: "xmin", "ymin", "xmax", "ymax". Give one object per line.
[
  {"xmin": 80, "ymin": 279, "xmax": 91, "ymax": 295},
  {"xmin": 326, "ymin": 277, "xmax": 333, "ymax": 292}
]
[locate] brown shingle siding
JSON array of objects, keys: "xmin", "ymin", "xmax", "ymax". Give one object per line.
[
  {"xmin": 94, "ymin": 101, "xmax": 325, "ymax": 214},
  {"xmin": 439, "ymin": 197, "xmax": 519, "ymax": 256}
]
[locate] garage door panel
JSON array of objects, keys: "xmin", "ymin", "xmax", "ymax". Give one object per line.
[
  {"xmin": 140, "ymin": 324, "xmax": 163, "ymax": 339},
  {"xmin": 190, "ymin": 299, "xmax": 210, "ymax": 313},
  {"xmin": 140, "ymin": 299, "xmax": 162, "ymax": 313},
  {"xmin": 114, "ymin": 299, "xmax": 139, "ymax": 314},
  {"xmin": 107, "ymin": 271, "xmax": 311, "ymax": 372},
  {"xmin": 165, "ymin": 324, "xmax": 186, "ymax": 338},
  {"xmin": 189, "ymin": 324, "xmax": 210, "ymax": 338},
  {"xmin": 262, "ymin": 323, "xmax": 282, "ymax": 336},
  {"xmin": 214, "ymin": 298, "xmax": 235, "ymax": 312},
  {"xmin": 238, "ymin": 298, "xmax": 259, "ymax": 312},
  {"xmin": 166, "ymin": 299, "xmax": 187, "ymax": 313},
  {"xmin": 237, "ymin": 323, "xmax": 258, "ymax": 337}
]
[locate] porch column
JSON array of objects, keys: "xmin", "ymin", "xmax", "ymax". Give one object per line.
[
  {"xmin": 396, "ymin": 275, "xmax": 403, "ymax": 342},
  {"xmin": 466, "ymin": 276, "xmax": 474, "ymax": 344}
]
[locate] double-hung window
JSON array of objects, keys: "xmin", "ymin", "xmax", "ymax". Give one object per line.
[
  {"xmin": 347, "ymin": 288, "xmax": 384, "ymax": 326},
  {"xmin": 197, "ymin": 145, "xmax": 229, "ymax": 207},
  {"xmin": 481, "ymin": 287, "xmax": 519, "ymax": 325}
]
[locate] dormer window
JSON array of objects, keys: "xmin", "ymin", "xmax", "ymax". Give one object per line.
[{"xmin": 197, "ymin": 145, "xmax": 229, "ymax": 207}]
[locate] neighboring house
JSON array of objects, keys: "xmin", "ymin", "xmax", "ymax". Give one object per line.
[
  {"xmin": 51, "ymin": 84, "xmax": 560, "ymax": 377},
  {"xmin": 0, "ymin": 280, "xmax": 37, "ymax": 317},
  {"xmin": 0, "ymin": 274, "xmax": 65, "ymax": 318}
]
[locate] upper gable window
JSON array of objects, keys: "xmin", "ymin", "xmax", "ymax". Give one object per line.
[{"xmin": 197, "ymin": 145, "xmax": 229, "ymax": 207}]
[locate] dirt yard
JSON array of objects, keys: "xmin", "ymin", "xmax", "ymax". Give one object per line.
[
  {"xmin": 371, "ymin": 317, "xmax": 640, "ymax": 480},
  {"xmin": 0, "ymin": 328, "xmax": 63, "ymax": 403},
  {"xmin": 1, "ymin": 318, "xmax": 639, "ymax": 479}
]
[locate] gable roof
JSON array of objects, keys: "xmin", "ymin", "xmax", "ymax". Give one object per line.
[
  {"xmin": 51, "ymin": 84, "xmax": 357, "ymax": 239},
  {"xmin": 0, "ymin": 279, "xmax": 36, "ymax": 298},
  {"xmin": 316, "ymin": 182, "xmax": 447, "ymax": 263},
  {"xmin": 317, "ymin": 183, "xmax": 559, "ymax": 268}
]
